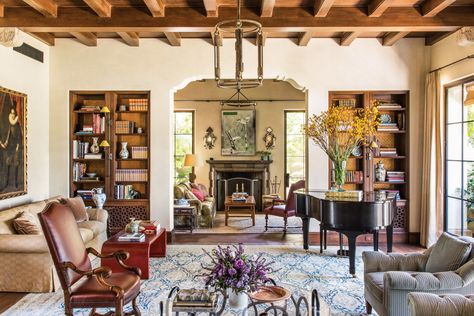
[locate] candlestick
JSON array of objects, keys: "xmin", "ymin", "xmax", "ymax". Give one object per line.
[{"xmin": 236, "ymin": 184, "xmax": 238, "ymax": 192}]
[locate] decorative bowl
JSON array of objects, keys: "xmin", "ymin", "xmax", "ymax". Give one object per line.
[
  {"xmin": 86, "ymin": 173, "xmax": 97, "ymax": 178},
  {"xmin": 249, "ymin": 286, "xmax": 291, "ymax": 303}
]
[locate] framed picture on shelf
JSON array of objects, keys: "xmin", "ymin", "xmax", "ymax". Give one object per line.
[
  {"xmin": 221, "ymin": 109, "xmax": 256, "ymax": 156},
  {"xmin": 0, "ymin": 87, "xmax": 27, "ymax": 200}
]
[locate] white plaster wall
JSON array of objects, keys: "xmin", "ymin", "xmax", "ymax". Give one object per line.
[
  {"xmin": 0, "ymin": 33, "xmax": 50, "ymax": 209},
  {"xmin": 50, "ymin": 38, "xmax": 428, "ymax": 231}
]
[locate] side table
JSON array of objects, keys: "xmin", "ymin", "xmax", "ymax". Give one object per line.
[{"xmin": 174, "ymin": 205, "xmax": 197, "ymax": 232}]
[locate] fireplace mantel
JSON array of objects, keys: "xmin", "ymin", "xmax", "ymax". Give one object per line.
[{"xmin": 206, "ymin": 160, "xmax": 272, "ymax": 172}]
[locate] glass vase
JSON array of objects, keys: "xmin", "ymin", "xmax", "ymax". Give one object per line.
[{"xmin": 332, "ymin": 159, "xmax": 347, "ymax": 192}]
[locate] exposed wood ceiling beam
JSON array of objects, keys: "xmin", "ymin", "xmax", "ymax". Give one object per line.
[
  {"xmin": 261, "ymin": 0, "xmax": 275, "ymax": 17},
  {"xmin": 421, "ymin": 0, "xmax": 456, "ymax": 17},
  {"xmin": 382, "ymin": 31, "xmax": 409, "ymax": 46},
  {"xmin": 0, "ymin": 4, "xmax": 4, "ymax": 18},
  {"xmin": 143, "ymin": 0, "xmax": 165, "ymax": 17},
  {"xmin": 70, "ymin": 32, "xmax": 97, "ymax": 46},
  {"xmin": 117, "ymin": 31, "xmax": 139, "ymax": 46},
  {"xmin": 203, "ymin": 0, "xmax": 218, "ymax": 17},
  {"xmin": 3, "ymin": 7, "xmax": 472, "ymax": 32},
  {"xmin": 368, "ymin": 0, "xmax": 394, "ymax": 17},
  {"xmin": 314, "ymin": 0, "xmax": 335, "ymax": 17},
  {"xmin": 22, "ymin": 0, "xmax": 57, "ymax": 17},
  {"xmin": 164, "ymin": 32, "xmax": 181, "ymax": 46},
  {"xmin": 27, "ymin": 32, "xmax": 55, "ymax": 46},
  {"xmin": 340, "ymin": 32, "xmax": 359, "ymax": 46},
  {"xmin": 425, "ymin": 30, "xmax": 458, "ymax": 45},
  {"xmin": 211, "ymin": 31, "xmax": 222, "ymax": 46},
  {"xmin": 298, "ymin": 32, "xmax": 312, "ymax": 46},
  {"xmin": 83, "ymin": 0, "xmax": 112, "ymax": 18}
]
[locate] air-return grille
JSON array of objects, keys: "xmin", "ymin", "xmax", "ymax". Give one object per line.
[{"xmin": 13, "ymin": 43, "xmax": 44, "ymax": 63}]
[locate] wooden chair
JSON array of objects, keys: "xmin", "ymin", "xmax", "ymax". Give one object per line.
[
  {"xmin": 264, "ymin": 180, "xmax": 305, "ymax": 233},
  {"xmin": 38, "ymin": 202, "xmax": 142, "ymax": 316}
]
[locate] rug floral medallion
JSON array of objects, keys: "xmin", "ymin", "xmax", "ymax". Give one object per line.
[{"xmin": 6, "ymin": 245, "xmax": 368, "ymax": 316}]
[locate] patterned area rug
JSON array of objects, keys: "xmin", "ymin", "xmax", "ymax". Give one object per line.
[{"xmin": 5, "ymin": 245, "xmax": 369, "ymax": 316}]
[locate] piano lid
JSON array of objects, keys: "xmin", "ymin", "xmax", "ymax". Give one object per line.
[{"xmin": 294, "ymin": 189, "xmax": 395, "ymax": 204}]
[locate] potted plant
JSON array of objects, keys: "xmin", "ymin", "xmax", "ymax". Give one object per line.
[
  {"xmin": 303, "ymin": 104, "xmax": 379, "ymax": 191},
  {"xmin": 202, "ymin": 244, "xmax": 273, "ymax": 309},
  {"xmin": 256, "ymin": 150, "xmax": 272, "ymax": 161}
]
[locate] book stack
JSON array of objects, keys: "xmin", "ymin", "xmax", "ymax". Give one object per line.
[
  {"xmin": 115, "ymin": 169, "xmax": 148, "ymax": 182},
  {"xmin": 140, "ymin": 220, "xmax": 161, "ymax": 233},
  {"xmin": 84, "ymin": 153, "xmax": 103, "ymax": 159},
  {"xmin": 131, "ymin": 146, "xmax": 148, "ymax": 159},
  {"xmin": 72, "ymin": 140, "xmax": 90, "ymax": 158},
  {"xmin": 128, "ymin": 99, "xmax": 148, "ymax": 111},
  {"xmin": 379, "ymin": 147, "xmax": 398, "ymax": 157},
  {"xmin": 92, "ymin": 114, "xmax": 105, "ymax": 134},
  {"xmin": 173, "ymin": 289, "xmax": 217, "ymax": 310},
  {"xmin": 116, "ymin": 121, "xmax": 136, "ymax": 134},
  {"xmin": 386, "ymin": 171, "xmax": 405, "ymax": 183},
  {"xmin": 72, "ymin": 162, "xmax": 87, "ymax": 181},
  {"xmin": 334, "ymin": 99, "xmax": 356, "ymax": 107},
  {"xmin": 76, "ymin": 190, "xmax": 94, "ymax": 200},
  {"xmin": 326, "ymin": 190, "xmax": 363, "ymax": 200},
  {"xmin": 377, "ymin": 123, "xmax": 399, "ymax": 132},
  {"xmin": 114, "ymin": 184, "xmax": 135, "ymax": 199},
  {"xmin": 79, "ymin": 104, "xmax": 101, "ymax": 112},
  {"xmin": 384, "ymin": 190, "xmax": 401, "ymax": 200},
  {"xmin": 118, "ymin": 233, "xmax": 145, "ymax": 242},
  {"xmin": 376, "ymin": 102, "xmax": 403, "ymax": 110}
]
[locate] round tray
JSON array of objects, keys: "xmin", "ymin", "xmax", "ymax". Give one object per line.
[{"xmin": 249, "ymin": 286, "xmax": 291, "ymax": 303}]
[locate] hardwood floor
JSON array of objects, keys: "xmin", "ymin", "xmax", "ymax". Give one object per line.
[{"xmin": 0, "ymin": 292, "xmax": 27, "ymax": 314}]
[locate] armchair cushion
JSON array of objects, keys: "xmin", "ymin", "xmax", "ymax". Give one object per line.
[
  {"xmin": 426, "ymin": 233, "xmax": 472, "ymax": 273},
  {"xmin": 264, "ymin": 204, "xmax": 296, "ymax": 217},
  {"xmin": 13, "ymin": 210, "xmax": 42, "ymax": 235},
  {"xmin": 362, "ymin": 251, "xmax": 430, "ymax": 273},
  {"xmin": 384, "ymin": 271, "xmax": 465, "ymax": 291},
  {"xmin": 408, "ymin": 293, "xmax": 474, "ymax": 316},
  {"xmin": 86, "ymin": 208, "xmax": 108, "ymax": 224},
  {"xmin": 78, "ymin": 220, "xmax": 106, "ymax": 237}
]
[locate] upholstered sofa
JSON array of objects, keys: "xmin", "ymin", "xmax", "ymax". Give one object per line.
[
  {"xmin": 0, "ymin": 196, "xmax": 108, "ymax": 292},
  {"xmin": 174, "ymin": 182, "xmax": 216, "ymax": 228}
]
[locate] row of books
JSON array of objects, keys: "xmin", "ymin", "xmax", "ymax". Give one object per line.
[
  {"xmin": 334, "ymin": 99, "xmax": 356, "ymax": 107},
  {"xmin": 116, "ymin": 120, "xmax": 136, "ymax": 134},
  {"xmin": 331, "ymin": 170, "xmax": 364, "ymax": 183},
  {"xmin": 128, "ymin": 98, "xmax": 148, "ymax": 112},
  {"xmin": 76, "ymin": 190, "xmax": 94, "ymax": 200},
  {"xmin": 131, "ymin": 146, "xmax": 148, "ymax": 159},
  {"xmin": 114, "ymin": 184, "xmax": 137, "ymax": 200},
  {"xmin": 72, "ymin": 162, "xmax": 87, "ymax": 181},
  {"xmin": 115, "ymin": 169, "xmax": 148, "ymax": 182},
  {"xmin": 72, "ymin": 140, "xmax": 89, "ymax": 159},
  {"xmin": 386, "ymin": 171, "xmax": 406, "ymax": 183}
]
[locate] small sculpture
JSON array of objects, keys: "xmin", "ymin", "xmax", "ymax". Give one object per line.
[
  {"xmin": 263, "ymin": 127, "xmax": 276, "ymax": 150},
  {"xmin": 90, "ymin": 137, "xmax": 100, "ymax": 154},
  {"xmin": 375, "ymin": 161, "xmax": 386, "ymax": 182},
  {"xmin": 203, "ymin": 127, "xmax": 217, "ymax": 149}
]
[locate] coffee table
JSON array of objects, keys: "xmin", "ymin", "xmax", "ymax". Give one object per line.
[
  {"xmin": 224, "ymin": 195, "xmax": 256, "ymax": 226},
  {"xmin": 101, "ymin": 228, "xmax": 167, "ymax": 279}
]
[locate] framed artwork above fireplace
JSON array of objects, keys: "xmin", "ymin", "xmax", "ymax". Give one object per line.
[{"xmin": 221, "ymin": 109, "xmax": 256, "ymax": 156}]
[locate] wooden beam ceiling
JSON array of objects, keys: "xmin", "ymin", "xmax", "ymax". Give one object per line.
[
  {"xmin": 22, "ymin": 0, "xmax": 57, "ymax": 17},
  {"xmin": 27, "ymin": 32, "xmax": 55, "ymax": 46},
  {"xmin": 368, "ymin": 0, "xmax": 394, "ymax": 18},
  {"xmin": 70, "ymin": 32, "xmax": 97, "ymax": 46},
  {"xmin": 83, "ymin": 0, "xmax": 112, "ymax": 18},
  {"xmin": 382, "ymin": 31, "xmax": 409, "ymax": 46},
  {"xmin": 340, "ymin": 32, "xmax": 359, "ymax": 46},
  {"xmin": 314, "ymin": 0, "xmax": 335, "ymax": 18},
  {"xmin": 422, "ymin": 0, "xmax": 457, "ymax": 17},
  {"xmin": 298, "ymin": 32, "xmax": 312, "ymax": 46},
  {"xmin": 204, "ymin": 0, "xmax": 218, "ymax": 17},
  {"xmin": 261, "ymin": 0, "xmax": 275, "ymax": 18},
  {"xmin": 117, "ymin": 31, "xmax": 139, "ymax": 46},
  {"xmin": 143, "ymin": 0, "xmax": 165, "ymax": 18},
  {"xmin": 425, "ymin": 30, "xmax": 458, "ymax": 45},
  {"xmin": 164, "ymin": 32, "xmax": 181, "ymax": 46}
]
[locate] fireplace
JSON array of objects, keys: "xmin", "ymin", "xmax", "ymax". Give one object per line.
[{"xmin": 206, "ymin": 160, "xmax": 272, "ymax": 212}]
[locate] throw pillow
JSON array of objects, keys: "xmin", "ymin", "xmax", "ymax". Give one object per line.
[
  {"xmin": 60, "ymin": 197, "xmax": 89, "ymax": 222},
  {"xmin": 185, "ymin": 190, "xmax": 199, "ymax": 201},
  {"xmin": 192, "ymin": 188, "xmax": 205, "ymax": 202},
  {"xmin": 13, "ymin": 211, "xmax": 42, "ymax": 235},
  {"xmin": 197, "ymin": 184, "xmax": 209, "ymax": 197},
  {"xmin": 425, "ymin": 232, "xmax": 472, "ymax": 272}
]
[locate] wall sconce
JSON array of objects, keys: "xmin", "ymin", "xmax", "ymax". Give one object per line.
[{"xmin": 204, "ymin": 127, "xmax": 217, "ymax": 149}]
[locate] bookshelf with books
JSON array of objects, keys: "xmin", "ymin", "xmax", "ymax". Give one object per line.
[
  {"xmin": 70, "ymin": 91, "xmax": 151, "ymax": 235},
  {"xmin": 328, "ymin": 90, "xmax": 410, "ymax": 232}
]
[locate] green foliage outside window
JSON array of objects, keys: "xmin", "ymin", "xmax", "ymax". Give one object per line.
[{"xmin": 174, "ymin": 112, "xmax": 193, "ymax": 184}]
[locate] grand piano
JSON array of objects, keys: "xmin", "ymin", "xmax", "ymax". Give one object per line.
[{"xmin": 295, "ymin": 189, "xmax": 395, "ymax": 275}]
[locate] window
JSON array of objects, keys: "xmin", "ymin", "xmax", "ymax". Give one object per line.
[
  {"xmin": 285, "ymin": 111, "xmax": 306, "ymax": 194},
  {"xmin": 174, "ymin": 111, "xmax": 194, "ymax": 184},
  {"xmin": 445, "ymin": 77, "xmax": 474, "ymax": 236}
]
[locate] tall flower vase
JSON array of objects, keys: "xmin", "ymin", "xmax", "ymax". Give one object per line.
[
  {"xmin": 227, "ymin": 288, "xmax": 248, "ymax": 309},
  {"xmin": 332, "ymin": 160, "xmax": 347, "ymax": 192}
]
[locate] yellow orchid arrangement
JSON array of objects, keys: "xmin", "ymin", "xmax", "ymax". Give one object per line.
[{"xmin": 303, "ymin": 104, "xmax": 379, "ymax": 190}]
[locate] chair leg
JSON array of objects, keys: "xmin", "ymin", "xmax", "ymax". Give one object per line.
[
  {"xmin": 131, "ymin": 295, "xmax": 141, "ymax": 316},
  {"xmin": 365, "ymin": 300, "xmax": 372, "ymax": 314},
  {"xmin": 265, "ymin": 214, "xmax": 269, "ymax": 231},
  {"xmin": 65, "ymin": 303, "xmax": 73, "ymax": 316},
  {"xmin": 283, "ymin": 217, "xmax": 288, "ymax": 234},
  {"xmin": 115, "ymin": 298, "xmax": 124, "ymax": 316}
]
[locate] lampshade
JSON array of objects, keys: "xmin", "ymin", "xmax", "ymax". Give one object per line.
[
  {"xmin": 465, "ymin": 84, "xmax": 474, "ymax": 107},
  {"xmin": 370, "ymin": 141, "xmax": 379, "ymax": 148},
  {"xmin": 99, "ymin": 140, "xmax": 110, "ymax": 147},
  {"xmin": 183, "ymin": 154, "xmax": 197, "ymax": 167},
  {"xmin": 100, "ymin": 106, "xmax": 110, "ymax": 113}
]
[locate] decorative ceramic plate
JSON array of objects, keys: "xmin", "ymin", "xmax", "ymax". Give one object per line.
[
  {"xmin": 351, "ymin": 146, "xmax": 362, "ymax": 157},
  {"xmin": 249, "ymin": 286, "xmax": 291, "ymax": 303},
  {"xmin": 380, "ymin": 114, "xmax": 391, "ymax": 124}
]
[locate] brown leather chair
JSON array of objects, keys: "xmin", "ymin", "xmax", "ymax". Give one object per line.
[
  {"xmin": 264, "ymin": 180, "xmax": 305, "ymax": 233},
  {"xmin": 38, "ymin": 202, "xmax": 141, "ymax": 316}
]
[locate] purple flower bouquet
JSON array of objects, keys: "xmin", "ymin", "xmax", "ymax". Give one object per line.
[{"xmin": 202, "ymin": 244, "xmax": 274, "ymax": 294}]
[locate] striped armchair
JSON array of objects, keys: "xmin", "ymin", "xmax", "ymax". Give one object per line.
[
  {"xmin": 408, "ymin": 293, "xmax": 474, "ymax": 316},
  {"xmin": 362, "ymin": 235, "xmax": 474, "ymax": 316}
]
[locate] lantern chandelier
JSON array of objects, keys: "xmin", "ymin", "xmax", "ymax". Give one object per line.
[{"xmin": 213, "ymin": 0, "xmax": 264, "ymax": 89}]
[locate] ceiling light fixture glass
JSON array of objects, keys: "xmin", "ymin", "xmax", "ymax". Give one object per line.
[{"xmin": 213, "ymin": 0, "xmax": 263, "ymax": 89}]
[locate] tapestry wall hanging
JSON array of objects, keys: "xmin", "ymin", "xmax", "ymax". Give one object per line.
[
  {"xmin": 221, "ymin": 110, "xmax": 256, "ymax": 156},
  {"xmin": 0, "ymin": 87, "xmax": 27, "ymax": 200}
]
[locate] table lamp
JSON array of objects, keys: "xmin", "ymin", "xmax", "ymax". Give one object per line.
[{"xmin": 183, "ymin": 154, "xmax": 197, "ymax": 183}]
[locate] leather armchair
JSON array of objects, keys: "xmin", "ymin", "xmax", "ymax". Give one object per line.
[
  {"xmin": 39, "ymin": 202, "xmax": 141, "ymax": 316},
  {"xmin": 408, "ymin": 293, "xmax": 474, "ymax": 316},
  {"xmin": 264, "ymin": 180, "xmax": 305, "ymax": 233}
]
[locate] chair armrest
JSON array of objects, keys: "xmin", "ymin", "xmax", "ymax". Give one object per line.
[
  {"xmin": 456, "ymin": 259, "xmax": 474, "ymax": 285},
  {"xmin": 0, "ymin": 234, "xmax": 49, "ymax": 253},
  {"xmin": 86, "ymin": 208, "xmax": 109, "ymax": 224},
  {"xmin": 86, "ymin": 247, "xmax": 141, "ymax": 277},
  {"xmin": 272, "ymin": 199, "xmax": 286, "ymax": 205},
  {"xmin": 384, "ymin": 271, "xmax": 466, "ymax": 291},
  {"xmin": 362, "ymin": 251, "xmax": 429, "ymax": 273},
  {"xmin": 187, "ymin": 199, "xmax": 202, "ymax": 210},
  {"xmin": 408, "ymin": 292, "xmax": 474, "ymax": 316}
]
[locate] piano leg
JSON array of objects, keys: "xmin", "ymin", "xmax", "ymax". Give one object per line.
[
  {"xmin": 386, "ymin": 225, "xmax": 393, "ymax": 253},
  {"xmin": 319, "ymin": 224, "xmax": 323, "ymax": 254},
  {"xmin": 302, "ymin": 218, "xmax": 310, "ymax": 250},
  {"xmin": 346, "ymin": 232, "xmax": 358, "ymax": 277},
  {"xmin": 324, "ymin": 229, "xmax": 327, "ymax": 250},
  {"xmin": 373, "ymin": 230, "xmax": 379, "ymax": 251}
]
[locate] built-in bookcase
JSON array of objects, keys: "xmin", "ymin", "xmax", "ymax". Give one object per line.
[
  {"xmin": 328, "ymin": 90, "xmax": 410, "ymax": 232},
  {"xmin": 70, "ymin": 91, "xmax": 150, "ymax": 235}
]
